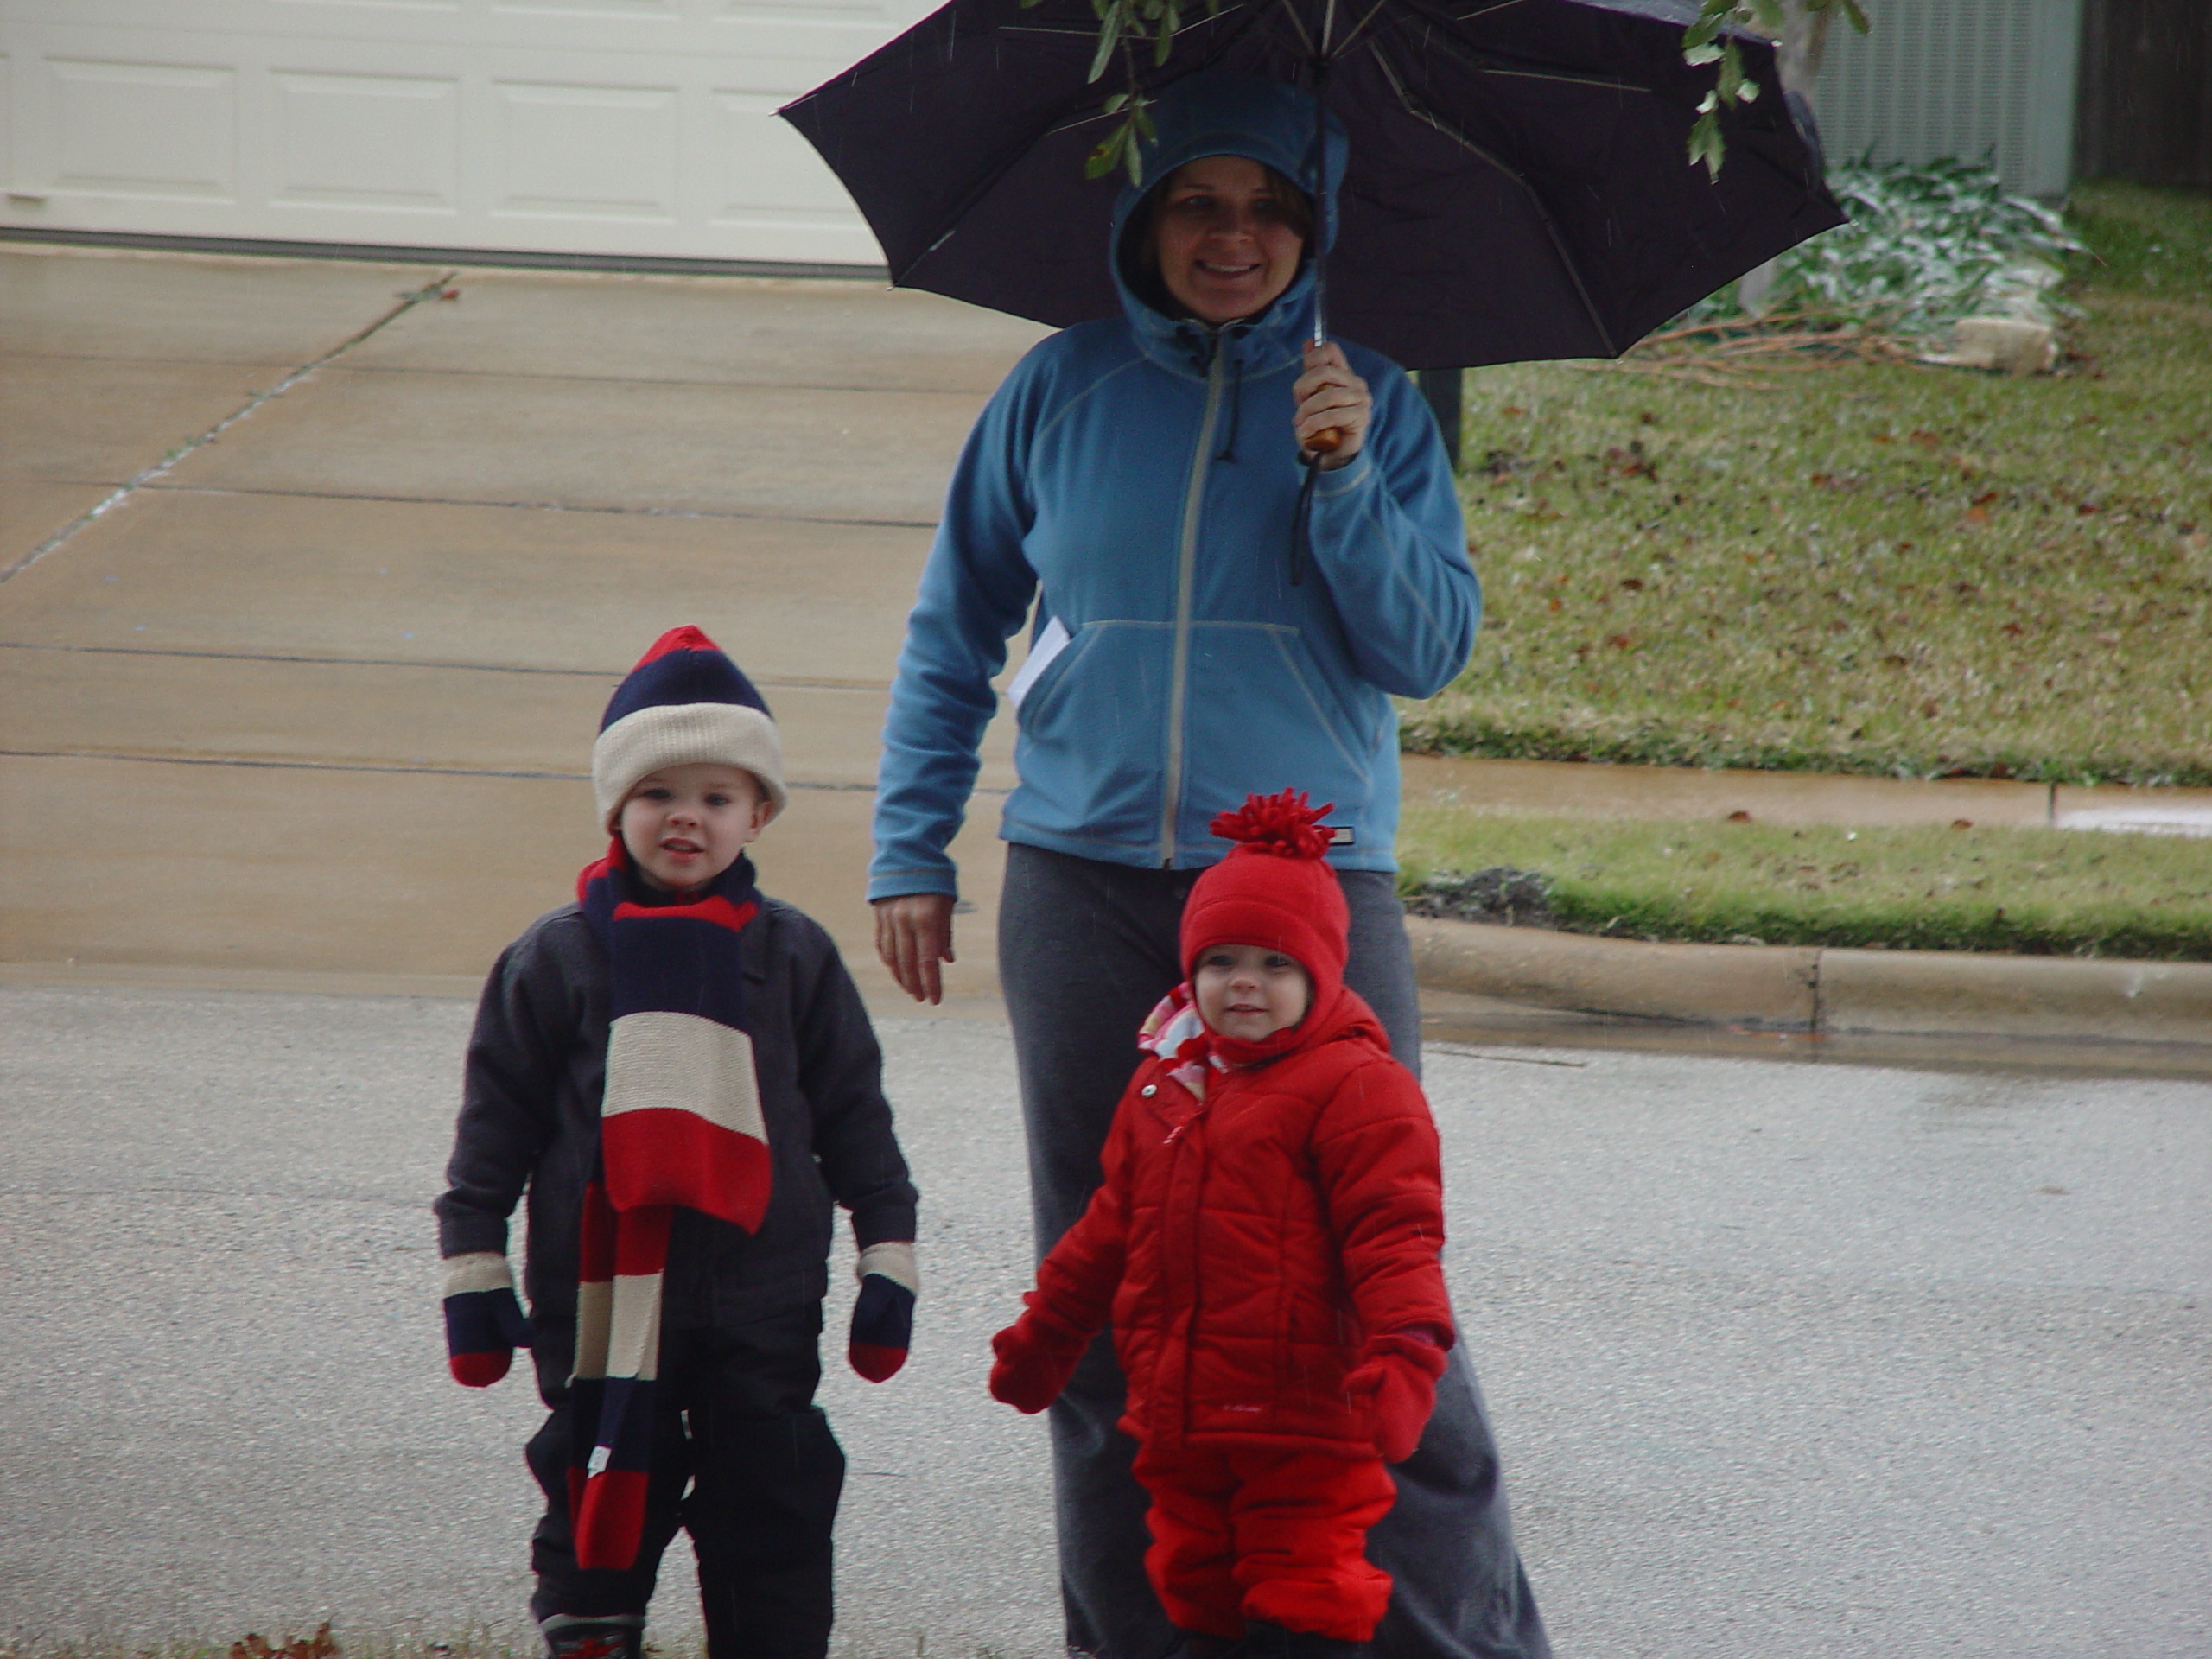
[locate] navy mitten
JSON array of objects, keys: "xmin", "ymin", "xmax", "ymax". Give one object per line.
[
  {"xmin": 442, "ymin": 1252, "xmax": 533, "ymax": 1387},
  {"xmin": 849, "ymin": 1242, "xmax": 918, "ymax": 1382}
]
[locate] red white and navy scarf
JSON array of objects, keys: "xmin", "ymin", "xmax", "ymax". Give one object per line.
[{"xmin": 569, "ymin": 840, "xmax": 772, "ymax": 1570}]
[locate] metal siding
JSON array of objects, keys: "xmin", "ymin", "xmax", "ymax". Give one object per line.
[{"xmin": 1810, "ymin": 0, "xmax": 2084, "ymax": 197}]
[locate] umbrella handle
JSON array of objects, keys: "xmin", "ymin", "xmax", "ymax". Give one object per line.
[{"xmin": 1302, "ymin": 427, "xmax": 1344, "ymax": 456}]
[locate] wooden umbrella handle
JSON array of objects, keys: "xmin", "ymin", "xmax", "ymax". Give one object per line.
[{"xmin": 1303, "ymin": 426, "xmax": 1344, "ymax": 456}]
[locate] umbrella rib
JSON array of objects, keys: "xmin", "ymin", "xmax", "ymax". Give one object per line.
[
  {"xmin": 1375, "ymin": 0, "xmax": 1654, "ymax": 91},
  {"xmin": 1363, "ymin": 32, "xmax": 1621, "ymax": 357}
]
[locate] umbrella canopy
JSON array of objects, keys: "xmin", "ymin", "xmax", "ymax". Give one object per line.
[{"xmin": 779, "ymin": 0, "xmax": 1843, "ymax": 370}]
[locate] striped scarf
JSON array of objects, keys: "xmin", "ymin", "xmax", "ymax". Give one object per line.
[{"xmin": 569, "ymin": 841, "xmax": 772, "ymax": 1571}]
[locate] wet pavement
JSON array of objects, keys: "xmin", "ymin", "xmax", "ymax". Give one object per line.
[
  {"xmin": 1403, "ymin": 753, "xmax": 2212, "ymax": 838},
  {"xmin": 3, "ymin": 980, "xmax": 2207, "ymax": 1659}
]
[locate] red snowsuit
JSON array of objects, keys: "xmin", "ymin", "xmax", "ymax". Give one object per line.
[{"xmin": 1026, "ymin": 986, "xmax": 1456, "ymax": 1642}]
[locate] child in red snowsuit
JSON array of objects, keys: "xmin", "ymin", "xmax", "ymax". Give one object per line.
[{"xmin": 988, "ymin": 790, "xmax": 1456, "ymax": 1658}]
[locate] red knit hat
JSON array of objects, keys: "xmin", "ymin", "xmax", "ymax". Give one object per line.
[{"xmin": 1180, "ymin": 789, "xmax": 1349, "ymax": 1020}]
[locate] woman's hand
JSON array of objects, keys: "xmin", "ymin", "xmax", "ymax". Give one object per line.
[
  {"xmin": 1293, "ymin": 342, "xmax": 1371, "ymax": 469},
  {"xmin": 874, "ymin": 892, "xmax": 956, "ymax": 1005}
]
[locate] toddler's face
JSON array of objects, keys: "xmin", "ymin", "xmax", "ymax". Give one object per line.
[
  {"xmin": 619, "ymin": 764, "xmax": 770, "ymax": 896},
  {"xmin": 1192, "ymin": 942, "xmax": 1312, "ymax": 1042}
]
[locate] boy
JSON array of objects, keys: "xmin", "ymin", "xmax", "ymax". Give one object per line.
[
  {"xmin": 988, "ymin": 790, "xmax": 1452, "ymax": 1659},
  {"xmin": 437, "ymin": 626, "xmax": 919, "ymax": 1659}
]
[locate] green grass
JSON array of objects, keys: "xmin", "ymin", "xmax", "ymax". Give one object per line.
[
  {"xmin": 2065, "ymin": 180, "xmax": 2212, "ymax": 302},
  {"xmin": 1396, "ymin": 806, "xmax": 2212, "ymax": 961},
  {"xmin": 1403, "ymin": 182, "xmax": 2212, "ymax": 788}
]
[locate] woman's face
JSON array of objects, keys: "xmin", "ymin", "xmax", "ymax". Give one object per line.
[{"xmin": 1150, "ymin": 155, "xmax": 1306, "ymax": 325}]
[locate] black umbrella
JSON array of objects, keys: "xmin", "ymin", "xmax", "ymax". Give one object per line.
[{"xmin": 779, "ymin": 0, "xmax": 1842, "ymax": 371}]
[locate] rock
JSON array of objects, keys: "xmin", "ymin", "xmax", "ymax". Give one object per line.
[{"xmin": 1925, "ymin": 316, "xmax": 2056, "ymax": 375}]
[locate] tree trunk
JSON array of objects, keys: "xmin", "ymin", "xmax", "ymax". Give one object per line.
[{"xmin": 1777, "ymin": 0, "xmax": 1839, "ymax": 99}]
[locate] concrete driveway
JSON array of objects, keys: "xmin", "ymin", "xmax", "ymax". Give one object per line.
[
  {"xmin": 0, "ymin": 243, "xmax": 1047, "ymax": 1004},
  {"xmin": 3, "ymin": 979, "xmax": 2208, "ymax": 1658}
]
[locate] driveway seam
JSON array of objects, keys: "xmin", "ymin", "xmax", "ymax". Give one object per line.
[
  {"xmin": 0, "ymin": 639, "xmax": 890, "ymax": 690},
  {"xmin": 0, "ymin": 747, "xmax": 1007, "ymax": 795},
  {"xmin": 138, "ymin": 480, "xmax": 939, "ymax": 531},
  {"xmin": 0, "ymin": 273, "xmax": 458, "ymax": 585}
]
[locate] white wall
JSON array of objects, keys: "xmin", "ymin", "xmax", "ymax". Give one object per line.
[{"xmin": 0, "ymin": 0, "xmax": 932, "ymax": 264}]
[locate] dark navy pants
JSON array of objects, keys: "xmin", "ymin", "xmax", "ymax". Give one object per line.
[
  {"xmin": 998, "ymin": 842, "xmax": 1548, "ymax": 1659},
  {"xmin": 525, "ymin": 1307, "xmax": 845, "ymax": 1659}
]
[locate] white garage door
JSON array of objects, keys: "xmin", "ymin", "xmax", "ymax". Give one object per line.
[{"xmin": 0, "ymin": 0, "xmax": 930, "ymax": 267}]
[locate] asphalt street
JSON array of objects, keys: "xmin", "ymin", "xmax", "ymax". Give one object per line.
[{"xmin": 3, "ymin": 982, "xmax": 2206, "ymax": 1659}]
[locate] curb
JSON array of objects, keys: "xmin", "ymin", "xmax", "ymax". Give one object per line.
[{"xmin": 1405, "ymin": 917, "xmax": 2212, "ymax": 1049}]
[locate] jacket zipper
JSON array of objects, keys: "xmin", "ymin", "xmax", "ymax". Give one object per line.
[{"xmin": 1160, "ymin": 343, "xmax": 1227, "ymax": 864}]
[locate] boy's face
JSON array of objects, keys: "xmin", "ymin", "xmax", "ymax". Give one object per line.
[
  {"xmin": 618, "ymin": 764, "xmax": 771, "ymax": 895},
  {"xmin": 1192, "ymin": 942, "xmax": 1313, "ymax": 1043}
]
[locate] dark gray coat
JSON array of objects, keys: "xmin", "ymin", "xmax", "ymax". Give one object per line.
[{"xmin": 436, "ymin": 895, "xmax": 918, "ymax": 1329}]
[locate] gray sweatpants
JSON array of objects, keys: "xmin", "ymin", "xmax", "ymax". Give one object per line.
[{"xmin": 997, "ymin": 842, "xmax": 1548, "ymax": 1659}]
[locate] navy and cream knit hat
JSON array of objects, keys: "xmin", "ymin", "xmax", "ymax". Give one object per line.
[{"xmin": 591, "ymin": 626, "xmax": 787, "ymax": 831}]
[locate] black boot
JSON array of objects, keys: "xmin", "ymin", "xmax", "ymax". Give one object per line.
[
  {"xmin": 1236, "ymin": 1620, "xmax": 1366, "ymax": 1659},
  {"xmin": 538, "ymin": 1614, "xmax": 644, "ymax": 1659}
]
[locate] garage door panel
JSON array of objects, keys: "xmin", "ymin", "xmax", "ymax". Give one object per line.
[
  {"xmin": 45, "ymin": 58, "xmax": 238, "ymax": 202},
  {"xmin": 1, "ymin": 3, "xmax": 930, "ymax": 264},
  {"xmin": 269, "ymin": 71, "xmax": 460, "ymax": 214}
]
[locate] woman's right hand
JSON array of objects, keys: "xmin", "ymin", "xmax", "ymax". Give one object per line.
[{"xmin": 874, "ymin": 892, "xmax": 957, "ymax": 1005}]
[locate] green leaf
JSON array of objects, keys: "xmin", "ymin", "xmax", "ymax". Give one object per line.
[
  {"xmin": 1684, "ymin": 13, "xmax": 1726, "ymax": 48},
  {"xmin": 1684, "ymin": 41, "xmax": 1722, "ymax": 65},
  {"xmin": 1103, "ymin": 90, "xmax": 1130, "ymax": 112},
  {"xmin": 1085, "ymin": 128, "xmax": 1122, "ymax": 179},
  {"xmin": 1086, "ymin": 1, "xmax": 1124, "ymax": 81},
  {"xmin": 1841, "ymin": 0, "xmax": 1871, "ymax": 31},
  {"xmin": 1717, "ymin": 38, "xmax": 1745, "ymax": 100},
  {"xmin": 1688, "ymin": 107, "xmax": 1726, "ymax": 181},
  {"xmin": 1747, "ymin": 0, "xmax": 1783, "ymax": 29}
]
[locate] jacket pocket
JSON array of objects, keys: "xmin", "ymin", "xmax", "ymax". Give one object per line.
[{"xmin": 1007, "ymin": 620, "xmax": 1174, "ymax": 849}]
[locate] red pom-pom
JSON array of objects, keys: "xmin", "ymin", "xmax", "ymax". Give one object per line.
[{"xmin": 1207, "ymin": 789, "xmax": 1333, "ymax": 860}]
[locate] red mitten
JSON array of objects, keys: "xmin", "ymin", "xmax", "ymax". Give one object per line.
[
  {"xmin": 988, "ymin": 1294, "xmax": 1093, "ymax": 1414},
  {"xmin": 1345, "ymin": 1329, "xmax": 1451, "ymax": 1462}
]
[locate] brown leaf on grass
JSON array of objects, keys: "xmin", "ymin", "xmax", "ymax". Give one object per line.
[
  {"xmin": 2000, "ymin": 620, "xmax": 2026, "ymax": 636},
  {"xmin": 1618, "ymin": 577, "xmax": 1644, "ymax": 591},
  {"xmin": 1604, "ymin": 633, "xmax": 1636, "ymax": 651},
  {"xmin": 1909, "ymin": 429, "xmax": 1942, "ymax": 448},
  {"xmin": 1726, "ymin": 810, "xmax": 1752, "ymax": 822},
  {"xmin": 1952, "ymin": 819, "xmax": 1974, "ymax": 830},
  {"xmin": 1881, "ymin": 653, "xmax": 1910, "ymax": 668},
  {"xmin": 231, "ymin": 1627, "xmax": 336, "ymax": 1659},
  {"xmin": 1963, "ymin": 506, "xmax": 1991, "ymax": 525}
]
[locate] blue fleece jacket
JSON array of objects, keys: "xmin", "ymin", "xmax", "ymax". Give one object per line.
[{"xmin": 869, "ymin": 74, "xmax": 1479, "ymax": 899}]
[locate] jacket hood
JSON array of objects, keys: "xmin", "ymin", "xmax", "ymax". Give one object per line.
[
  {"xmin": 1109, "ymin": 72, "xmax": 1349, "ymax": 375},
  {"xmin": 1204, "ymin": 981, "xmax": 1389, "ymax": 1071}
]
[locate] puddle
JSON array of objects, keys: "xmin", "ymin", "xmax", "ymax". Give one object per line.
[
  {"xmin": 1422, "ymin": 1000, "xmax": 2212, "ymax": 1081},
  {"xmin": 2050, "ymin": 804, "xmax": 2212, "ymax": 838}
]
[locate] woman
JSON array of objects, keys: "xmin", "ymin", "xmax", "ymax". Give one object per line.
[{"xmin": 871, "ymin": 73, "xmax": 1548, "ymax": 1659}]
